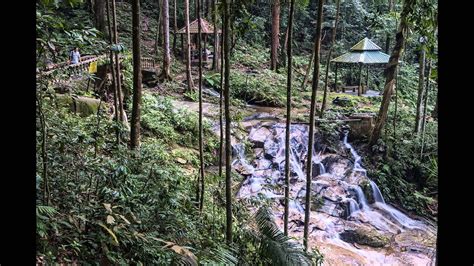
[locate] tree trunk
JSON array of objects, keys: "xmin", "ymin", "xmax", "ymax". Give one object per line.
[
  {"xmin": 130, "ymin": 0, "xmax": 142, "ymax": 150},
  {"xmin": 420, "ymin": 58, "xmax": 431, "ymax": 158},
  {"xmin": 224, "ymin": 0, "xmax": 232, "ymax": 244},
  {"xmin": 197, "ymin": 0, "xmax": 205, "ymax": 212},
  {"xmin": 414, "ymin": 48, "xmax": 425, "ymax": 134},
  {"xmin": 111, "ymin": 0, "xmax": 125, "ymax": 126},
  {"xmin": 185, "ymin": 0, "xmax": 195, "ymax": 90},
  {"xmin": 94, "ymin": 0, "xmax": 107, "ymax": 34},
  {"xmin": 432, "ymin": 88, "xmax": 438, "ymax": 120},
  {"xmin": 173, "ymin": 0, "xmax": 178, "ymax": 53},
  {"xmin": 106, "ymin": 0, "xmax": 120, "ymax": 145},
  {"xmin": 270, "ymin": 0, "xmax": 280, "ymax": 71},
  {"xmin": 160, "ymin": 0, "xmax": 172, "ymax": 81},
  {"xmin": 320, "ymin": 0, "xmax": 341, "ymax": 117},
  {"xmin": 284, "ymin": 0, "xmax": 295, "ymax": 237},
  {"xmin": 304, "ymin": 0, "xmax": 324, "ymax": 252},
  {"xmin": 385, "ymin": 0, "xmax": 393, "ymax": 54},
  {"xmin": 301, "ymin": 49, "xmax": 315, "ymax": 90},
  {"xmin": 369, "ymin": 0, "xmax": 415, "ymax": 146},
  {"xmin": 158, "ymin": 0, "xmax": 163, "ymax": 46},
  {"xmin": 219, "ymin": 8, "xmax": 224, "ymax": 179},
  {"xmin": 212, "ymin": 0, "xmax": 219, "ymax": 71}
]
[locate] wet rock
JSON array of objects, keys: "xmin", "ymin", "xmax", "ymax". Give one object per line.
[
  {"xmin": 264, "ymin": 141, "xmax": 279, "ymax": 160},
  {"xmin": 312, "ymin": 162, "xmax": 325, "ymax": 178},
  {"xmin": 254, "ymin": 158, "xmax": 272, "ymax": 170},
  {"xmin": 249, "ymin": 127, "xmax": 271, "ymax": 148},
  {"xmin": 340, "ymin": 227, "xmax": 391, "ymax": 248},
  {"xmin": 321, "ymin": 156, "xmax": 342, "ymax": 173}
]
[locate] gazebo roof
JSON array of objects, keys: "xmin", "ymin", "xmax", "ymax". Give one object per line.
[
  {"xmin": 331, "ymin": 37, "xmax": 390, "ymax": 64},
  {"xmin": 176, "ymin": 18, "xmax": 220, "ymax": 34}
]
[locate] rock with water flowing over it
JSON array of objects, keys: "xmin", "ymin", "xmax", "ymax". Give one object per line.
[{"xmin": 248, "ymin": 126, "xmax": 272, "ymax": 148}]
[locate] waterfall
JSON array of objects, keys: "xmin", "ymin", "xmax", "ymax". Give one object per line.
[
  {"xmin": 370, "ymin": 180, "xmax": 386, "ymax": 204},
  {"xmin": 348, "ymin": 198, "xmax": 360, "ymax": 214},
  {"xmin": 352, "ymin": 186, "xmax": 369, "ymax": 210}
]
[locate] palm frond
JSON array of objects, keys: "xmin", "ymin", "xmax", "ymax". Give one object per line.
[{"xmin": 255, "ymin": 207, "xmax": 312, "ymax": 266}]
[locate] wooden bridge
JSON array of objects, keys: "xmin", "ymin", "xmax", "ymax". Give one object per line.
[{"xmin": 37, "ymin": 55, "xmax": 158, "ymax": 77}]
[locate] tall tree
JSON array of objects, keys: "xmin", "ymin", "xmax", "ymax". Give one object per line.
[
  {"xmin": 130, "ymin": 0, "xmax": 142, "ymax": 150},
  {"xmin": 93, "ymin": 0, "xmax": 106, "ymax": 34},
  {"xmin": 160, "ymin": 0, "xmax": 172, "ymax": 81},
  {"xmin": 106, "ymin": 0, "xmax": 120, "ymax": 145},
  {"xmin": 304, "ymin": 0, "xmax": 324, "ymax": 251},
  {"xmin": 173, "ymin": 0, "xmax": 178, "ymax": 52},
  {"xmin": 320, "ymin": 0, "xmax": 341, "ymax": 117},
  {"xmin": 270, "ymin": 0, "xmax": 280, "ymax": 71},
  {"xmin": 197, "ymin": 0, "xmax": 206, "ymax": 212},
  {"xmin": 219, "ymin": 7, "xmax": 225, "ymax": 179},
  {"xmin": 385, "ymin": 0, "xmax": 393, "ymax": 54},
  {"xmin": 223, "ymin": 0, "xmax": 232, "ymax": 244},
  {"xmin": 185, "ymin": 0, "xmax": 195, "ymax": 90},
  {"xmin": 212, "ymin": 0, "xmax": 220, "ymax": 71},
  {"xmin": 369, "ymin": 0, "xmax": 416, "ymax": 146},
  {"xmin": 420, "ymin": 58, "xmax": 431, "ymax": 157},
  {"xmin": 414, "ymin": 46, "xmax": 425, "ymax": 134},
  {"xmin": 283, "ymin": 0, "xmax": 295, "ymax": 237},
  {"xmin": 111, "ymin": 0, "xmax": 126, "ymax": 125}
]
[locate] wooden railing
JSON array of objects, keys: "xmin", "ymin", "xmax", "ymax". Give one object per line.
[
  {"xmin": 37, "ymin": 55, "xmax": 157, "ymax": 78},
  {"xmin": 141, "ymin": 57, "xmax": 156, "ymax": 70}
]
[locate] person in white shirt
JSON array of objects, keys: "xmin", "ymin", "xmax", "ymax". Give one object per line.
[{"xmin": 69, "ymin": 47, "xmax": 81, "ymax": 64}]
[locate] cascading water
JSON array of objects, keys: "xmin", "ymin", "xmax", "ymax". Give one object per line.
[
  {"xmin": 370, "ymin": 180, "xmax": 386, "ymax": 204},
  {"xmin": 233, "ymin": 121, "xmax": 436, "ymax": 264}
]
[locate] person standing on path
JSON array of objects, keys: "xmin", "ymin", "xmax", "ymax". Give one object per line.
[{"xmin": 69, "ymin": 47, "xmax": 81, "ymax": 64}]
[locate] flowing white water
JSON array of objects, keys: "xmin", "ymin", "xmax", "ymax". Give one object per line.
[{"xmin": 234, "ymin": 122, "xmax": 435, "ymax": 264}]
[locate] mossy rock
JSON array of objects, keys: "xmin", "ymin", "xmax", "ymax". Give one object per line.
[
  {"xmin": 56, "ymin": 94, "xmax": 103, "ymax": 117},
  {"xmin": 359, "ymin": 179, "xmax": 375, "ymax": 204},
  {"xmin": 340, "ymin": 227, "xmax": 391, "ymax": 248}
]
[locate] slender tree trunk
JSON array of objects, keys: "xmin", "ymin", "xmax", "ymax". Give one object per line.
[
  {"xmin": 94, "ymin": 0, "xmax": 107, "ymax": 34},
  {"xmin": 320, "ymin": 0, "xmax": 341, "ymax": 117},
  {"xmin": 224, "ymin": 0, "xmax": 232, "ymax": 244},
  {"xmin": 212, "ymin": 0, "xmax": 219, "ymax": 71},
  {"xmin": 304, "ymin": 0, "xmax": 324, "ymax": 252},
  {"xmin": 111, "ymin": 0, "xmax": 125, "ymax": 125},
  {"xmin": 301, "ymin": 49, "xmax": 315, "ymax": 90},
  {"xmin": 158, "ymin": 0, "xmax": 163, "ymax": 46},
  {"xmin": 219, "ymin": 9, "xmax": 224, "ymax": 178},
  {"xmin": 37, "ymin": 94, "xmax": 50, "ymax": 205},
  {"xmin": 185, "ymin": 0, "xmax": 195, "ymax": 90},
  {"xmin": 280, "ymin": 1, "xmax": 290, "ymax": 68},
  {"xmin": 385, "ymin": 0, "xmax": 393, "ymax": 54},
  {"xmin": 270, "ymin": 0, "xmax": 280, "ymax": 71},
  {"xmin": 130, "ymin": 0, "xmax": 142, "ymax": 150},
  {"xmin": 415, "ymin": 48, "xmax": 425, "ymax": 134},
  {"xmin": 369, "ymin": 0, "xmax": 415, "ymax": 146},
  {"xmin": 160, "ymin": 0, "xmax": 172, "ymax": 80},
  {"xmin": 173, "ymin": 0, "xmax": 178, "ymax": 52},
  {"xmin": 197, "ymin": 0, "xmax": 206, "ymax": 212},
  {"xmin": 106, "ymin": 0, "xmax": 120, "ymax": 145},
  {"xmin": 284, "ymin": 0, "xmax": 295, "ymax": 237},
  {"xmin": 420, "ymin": 58, "xmax": 431, "ymax": 158}
]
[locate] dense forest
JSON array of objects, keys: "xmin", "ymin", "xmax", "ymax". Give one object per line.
[{"xmin": 36, "ymin": 0, "xmax": 437, "ymax": 264}]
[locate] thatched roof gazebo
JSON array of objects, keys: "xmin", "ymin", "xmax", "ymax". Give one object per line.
[
  {"xmin": 331, "ymin": 37, "xmax": 390, "ymax": 95},
  {"xmin": 176, "ymin": 18, "xmax": 221, "ymax": 65}
]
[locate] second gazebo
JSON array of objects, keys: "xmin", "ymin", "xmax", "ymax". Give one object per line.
[
  {"xmin": 331, "ymin": 37, "xmax": 390, "ymax": 96},
  {"xmin": 176, "ymin": 18, "xmax": 221, "ymax": 65}
]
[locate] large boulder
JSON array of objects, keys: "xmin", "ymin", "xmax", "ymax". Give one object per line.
[
  {"xmin": 56, "ymin": 94, "xmax": 103, "ymax": 117},
  {"xmin": 339, "ymin": 226, "xmax": 391, "ymax": 248}
]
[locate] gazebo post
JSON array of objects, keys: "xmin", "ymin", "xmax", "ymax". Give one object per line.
[
  {"xmin": 358, "ymin": 63, "xmax": 362, "ymax": 96},
  {"xmin": 334, "ymin": 63, "xmax": 338, "ymax": 92},
  {"xmin": 366, "ymin": 65, "xmax": 369, "ymax": 93}
]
